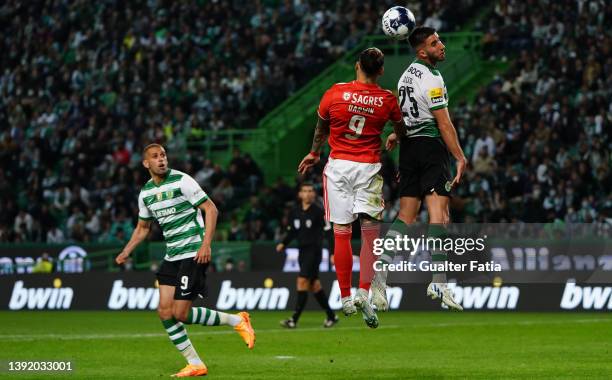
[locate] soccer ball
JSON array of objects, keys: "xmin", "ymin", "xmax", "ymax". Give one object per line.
[{"xmin": 381, "ymin": 6, "xmax": 416, "ymax": 40}]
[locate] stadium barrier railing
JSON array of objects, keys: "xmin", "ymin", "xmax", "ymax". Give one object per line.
[{"xmin": 0, "ymin": 242, "xmax": 251, "ymax": 274}]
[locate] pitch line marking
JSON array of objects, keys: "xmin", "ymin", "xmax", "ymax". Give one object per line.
[
  {"xmin": 1, "ymin": 319, "xmax": 611, "ymax": 342},
  {"xmin": 0, "ymin": 324, "xmax": 402, "ymax": 341}
]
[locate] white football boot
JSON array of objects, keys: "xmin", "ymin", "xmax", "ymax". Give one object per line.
[
  {"xmin": 341, "ymin": 296, "xmax": 357, "ymax": 316},
  {"xmin": 370, "ymin": 272, "xmax": 389, "ymax": 312},
  {"xmin": 427, "ymin": 282, "xmax": 463, "ymax": 311},
  {"xmin": 353, "ymin": 288, "xmax": 379, "ymax": 328}
]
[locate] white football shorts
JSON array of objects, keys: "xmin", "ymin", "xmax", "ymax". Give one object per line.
[{"xmin": 322, "ymin": 158, "xmax": 384, "ymax": 224}]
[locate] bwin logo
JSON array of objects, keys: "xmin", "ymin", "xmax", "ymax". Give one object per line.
[
  {"xmin": 9, "ymin": 279, "xmax": 74, "ymax": 310},
  {"xmin": 560, "ymin": 282, "xmax": 612, "ymax": 310},
  {"xmin": 216, "ymin": 280, "xmax": 289, "ymax": 310},
  {"xmin": 107, "ymin": 280, "xmax": 159, "ymax": 310},
  {"xmin": 447, "ymin": 283, "xmax": 520, "ymax": 310}
]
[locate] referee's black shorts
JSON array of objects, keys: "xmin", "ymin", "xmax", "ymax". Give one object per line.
[
  {"xmin": 399, "ymin": 136, "xmax": 452, "ymax": 198},
  {"xmin": 156, "ymin": 258, "xmax": 209, "ymax": 301},
  {"xmin": 298, "ymin": 245, "xmax": 322, "ymax": 279}
]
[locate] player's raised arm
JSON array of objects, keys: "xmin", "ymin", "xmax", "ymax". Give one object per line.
[
  {"xmin": 115, "ymin": 218, "xmax": 152, "ymax": 264},
  {"xmin": 298, "ymin": 116, "xmax": 330, "ymax": 174},
  {"xmin": 432, "ymin": 107, "xmax": 467, "ymax": 187}
]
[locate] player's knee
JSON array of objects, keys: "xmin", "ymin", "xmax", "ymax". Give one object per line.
[
  {"xmin": 428, "ymin": 209, "xmax": 450, "ymax": 225},
  {"xmin": 333, "ymin": 223, "xmax": 352, "ymax": 233},
  {"xmin": 311, "ymin": 280, "xmax": 322, "ymax": 293},
  {"xmin": 158, "ymin": 305, "xmax": 173, "ymax": 320},
  {"xmin": 398, "ymin": 210, "xmax": 417, "ymax": 224},
  {"xmin": 172, "ymin": 308, "xmax": 190, "ymax": 323},
  {"xmin": 359, "ymin": 215, "xmax": 380, "ymax": 227},
  {"xmin": 429, "ymin": 216, "xmax": 449, "ymax": 225},
  {"xmin": 297, "ymin": 277, "xmax": 309, "ymax": 290}
]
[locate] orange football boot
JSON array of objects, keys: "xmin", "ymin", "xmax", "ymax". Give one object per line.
[
  {"xmin": 234, "ymin": 312, "xmax": 256, "ymax": 349},
  {"xmin": 171, "ymin": 363, "xmax": 208, "ymax": 377}
]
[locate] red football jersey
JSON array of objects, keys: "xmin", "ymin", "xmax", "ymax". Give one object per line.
[{"xmin": 317, "ymin": 80, "xmax": 402, "ymax": 163}]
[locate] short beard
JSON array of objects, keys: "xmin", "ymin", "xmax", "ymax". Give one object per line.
[{"xmin": 427, "ymin": 51, "xmax": 444, "ymax": 65}]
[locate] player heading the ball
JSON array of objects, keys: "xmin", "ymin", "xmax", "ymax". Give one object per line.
[{"xmin": 371, "ymin": 27, "xmax": 468, "ymax": 312}]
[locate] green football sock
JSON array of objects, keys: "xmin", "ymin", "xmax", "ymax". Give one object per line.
[
  {"xmin": 162, "ymin": 318, "xmax": 203, "ymax": 365},
  {"xmin": 187, "ymin": 307, "xmax": 242, "ymax": 327},
  {"xmin": 428, "ymin": 224, "xmax": 448, "ymax": 283},
  {"xmin": 375, "ymin": 218, "xmax": 409, "ymax": 282}
]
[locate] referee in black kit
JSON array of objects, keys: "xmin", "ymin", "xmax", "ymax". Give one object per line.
[{"xmin": 276, "ymin": 183, "xmax": 338, "ymax": 328}]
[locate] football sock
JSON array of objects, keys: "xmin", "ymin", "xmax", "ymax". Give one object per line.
[
  {"xmin": 429, "ymin": 224, "xmax": 448, "ymax": 283},
  {"xmin": 375, "ymin": 218, "xmax": 408, "ymax": 283},
  {"xmin": 187, "ymin": 307, "xmax": 242, "ymax": 327},
  {"xmin": 162, "ymin": 318, "xmax": 203, "ymax": 365},
  {"xmin": 359, "ymin": 223, "xmax": 381, "ymax": 290},
  {"xmin": 333, "ymin": 225, "xmax": 353, "ymax": 298},
  {"xmin": 431, "ymin": 250, "xmax": 448, "ymax": 283},
  {"xmin": 314, "ymin": 289, "xmax": 336, "ymax": 320},
  {"xmin": 292, "ymin": 290, "xmax": 308, "ymax": 322}
]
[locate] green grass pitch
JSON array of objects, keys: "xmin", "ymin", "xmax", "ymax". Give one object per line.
[{"xmin": 1, "ymin": 311, "xmax": 611, "ymax": 379}]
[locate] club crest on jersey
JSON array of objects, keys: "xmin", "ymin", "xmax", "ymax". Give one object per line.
[
  {"xmin": 343, "ymin": 92, "xmax": 351, "ymax": 101},
  {"xmin": 306, "ymin": 219, "xmax": 312, "ymax": 228}
]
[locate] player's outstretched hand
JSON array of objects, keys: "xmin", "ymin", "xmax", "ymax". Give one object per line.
[
  {"xmin": 195, "ymin": 245, "xmax": 211, "ymax": 264},
  {"xmin": 115, "ymin": 250, "xmax": 130, "ymax": 265},
  {"xmin": 385, "ymin": 133, "xmax": 398, "ymax": 151},
  {"xmin": 298, "ymin": 152, "xmax": 320, "ymax": 175},
  {"xmin": 451, "ymin": 156, "xmax": 468, "ymax": 188},
  {"xmin": 275, "ymin": 243, "xmax": 285, "ymax": 252}
]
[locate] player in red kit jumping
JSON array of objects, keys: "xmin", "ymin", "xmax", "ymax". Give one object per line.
[{"xmin": 298, "ymin": 47, "xmax": 406, "ymax": 328}]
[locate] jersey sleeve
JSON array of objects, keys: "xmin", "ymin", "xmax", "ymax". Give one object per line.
[
  {"xmin": 182, "ymin": 175, "xmax": 209, "ymax": 207},
  {"xmin": 317, "ymin": 87, "xmax": 334, "ymax": 120},
  {"xmin": 422, "ymin": 75, "xmax": 448, "ymax": 111},
  {"xmin": 138, "ymin": 192, "xmax": 154, "ymax": 221},
  {"xmin": 387, "ymin": 93, "xmax": 403, "ymax": 122}
]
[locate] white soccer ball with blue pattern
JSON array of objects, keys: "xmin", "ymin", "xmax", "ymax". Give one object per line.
[{"xmin": 381, "ymin": 6, "xmax": 416, "ymax": 40}]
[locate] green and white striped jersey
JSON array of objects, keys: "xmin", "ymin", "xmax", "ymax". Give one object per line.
[
  {"xmin": 138, "ymin": 169, "xmax": 209, "ymax": 261},
  {"xmin": 397, "ymin": 59, "xmax": 448, "ymax": 138}
]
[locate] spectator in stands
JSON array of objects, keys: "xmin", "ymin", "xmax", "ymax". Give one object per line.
[
  {"xmin": 2, "ymin": 1, "xmax": 607, "ymax": 244},
  {"xmin": 13, "ymin": 209, "xmax": 33, "ymax": 238}
]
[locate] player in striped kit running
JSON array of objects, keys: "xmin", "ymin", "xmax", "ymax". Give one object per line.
[{"xmin": 116, "ymin": 144, "xmax": 255, "ymax": 377}]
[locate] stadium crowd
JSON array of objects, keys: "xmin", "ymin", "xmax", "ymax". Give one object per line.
[
  {"xmin": 450, "ymin": 0, "xmax": 611, "ymax": 224},
  {"xmin": 245, "ymin": 0, "xmax": 612, "ymax": 242},
  {"xmin": 1, "ymin": 0, "xmax": 609, "ymax": 245},
  {"xmin": 0, "ymin": 0, "xmax": 471, "ymax": 243}
]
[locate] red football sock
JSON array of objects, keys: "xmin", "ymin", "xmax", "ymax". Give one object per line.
[
  {"xmin": 359, "ymin": 223, "xmax": 381, "ymax": 290},
  {"xmin": 333, "ymin": 225, "xmax": 353, "ymax": 298}
]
